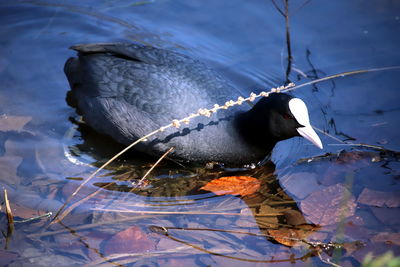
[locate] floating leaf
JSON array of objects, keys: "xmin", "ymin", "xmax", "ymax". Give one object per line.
[
  {"xmin": 280, "ymin": 172, "xmax": 324, "ymax": 200},
  {"xmin": 371, "ymin": 207, "xmax": 400, "ymax": 225},
  {"xmin": 200, "ymin": 176, "xmax": 260, "ymax": 196},
  {"xmin": 300, "ymin": 184, "xmax": 356, "ymax": 225},
  {"xmin": 103, "ymin": 226, "xmax": 156, "ymax": 255},
  {"xmin": 358, "ymin": 188, "xmax": 400, "ymax": 208}
]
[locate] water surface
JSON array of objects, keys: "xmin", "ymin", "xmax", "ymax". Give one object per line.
[{"xmin": 0, "ymin": 0, "xmax": 399, "ymax": 266}]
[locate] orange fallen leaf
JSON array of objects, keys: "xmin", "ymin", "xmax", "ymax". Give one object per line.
[{"xmin": 200, "ymin": 176, "xmax": 260, "ymax": 196}]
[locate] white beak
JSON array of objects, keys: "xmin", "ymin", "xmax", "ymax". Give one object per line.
[
  {"xmin": 297, "ymin": 125, "xmax": 323, "ymax": 149},
  {"xmin": 288, "ymin": 98, "xmax": 323, "ymax": 149}
]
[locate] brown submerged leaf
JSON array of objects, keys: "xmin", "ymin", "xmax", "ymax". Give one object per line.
[
  {"xmin": 371, "ymin": 232, "xmax": 400, "ymax": 246},
  {"xmin": 268, "ymin": 224, "xmax": 320, "ymax": 247},
  {"xmin": 0, "ymin": 250, "xmax": 18, "ymax": 266},
  {"xmin": 103, "ymin": 226, "xmax": 156, "ymax": 255},
  {"xmin": 0, "ymin": 115, "xmax": 31, "ymax": 131},
  {"xmin": 0, "ymin": 155, "xmax": 22, "ymax": 186},
  {"xmin": 300, "ymin": 183, "xmax": 356, "ymax": 225},
  {"xmin": 358, "ymin": 188, "xmax": 400, "ymax": 208},
  {"xmin": 200, "ymin": 176, "xmax": 261, "ymax": 196},
  {"xmin": 6, "ymin": 202, "xmax": 47, "ymax": 221},
  {"xmin": 371, "ymin": 207, "xmax": 400, "ymax": 225}
]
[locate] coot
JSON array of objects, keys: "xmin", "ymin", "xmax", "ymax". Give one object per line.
[{"xmin": 65, "ymin": 43, "xmax": 322, "ymax": 164}]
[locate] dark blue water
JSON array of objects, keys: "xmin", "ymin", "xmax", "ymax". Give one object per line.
[{"xmin": 0, "ymin": 0, "xmax": 399, "ymax": 266}]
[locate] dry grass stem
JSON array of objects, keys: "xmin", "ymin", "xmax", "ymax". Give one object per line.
[
  {"xmin": 14, "ymin": 212, "xmax": 52, "ymax": 224},
  {"xmin": 281, "ymin": 66, "xmax": 400, "ymax": 94},
  {"xmin": 132, "ymin": 147, "xmax": 174, "ymax": 188},
  {"xmin": 329, "ymin": 143, "xmax": 393, "ymax": 151},
  {"xmin": 314, "ymin": 126, "xmax": 395, "ymax": 152},
  {"xmin": 160, "ymin": 225, "xmax": 326, "ymax": 245},
  {"xmin": 158, "ymin": 225, "xmax": 275, "ymax": 238},
  {"xmin": 91, "ymin": 208, "xmax": 283, "ymax": 217},
  {"xmin": 50, "ymin": 182, "xmax": 115, "ymax": 225},
  {"xmin": 318, "ymin": 253, "xmax": 342, "ymax": 267},
  {"xmin": 4, "ymin": 189, "xmax": 14, "ymax": 233}
]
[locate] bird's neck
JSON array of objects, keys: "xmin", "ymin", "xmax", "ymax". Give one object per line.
[{"xmin": 235, "ymin": 108, "xmax": 277, "ymax": 152}]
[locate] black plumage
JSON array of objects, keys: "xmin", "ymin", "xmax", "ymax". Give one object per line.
[{"xmin": 65, "ymin": 43, "xmax": 316, "ymax": 164}]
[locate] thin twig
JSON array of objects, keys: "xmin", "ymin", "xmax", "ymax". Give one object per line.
[
  {"xmin": 293, "ymin": 0, "xmax": 312, "ymax": 14},
  {"xmin": 318, "ymin": 253, "xmax": 342, "ymax": 267},
  {"xmin": 271, "ymin": 0, "xmax": 285, "ymax": 16},
  {"xmin": 272, "ymin": 0, "xmax": 294, "ymax": 83},
  {"xmin": 314, "ymin": 126, "xmax": 397, "ymax": 152},
  {"xmin": 157, "ymin": 225, "xmax": 318, "ymax": 240},
  {"xmin": 281, "ymin": 66, "xmax": 400, "ymax": 93},
  {"xmin": 328, "ymin": 143, "xmax": 395, "ymax": 151},
  {"xmin": 271, "ymin": 0, "xmax": 293, "ymax": 83},
  {"xmin": 50, "ymin": 182, "xmax": 115, "ymax": 225},
  {"xmin": 313, "ymin": 126, "xmax": 345, "ymax": 144},
  {"xmin": 14, "ymin": 212, "xmax": 52, "ymax": 224},
  {"xmin": 284, "ymin": 0, "xmax": 293, "ymax": 84},
  {"xmin": 91, "ymin": 208, "xmax": 283, "ymax": 217},
  {"xmin": 132, "ymin": 147, "xmax": 174, "ymax": 189}
]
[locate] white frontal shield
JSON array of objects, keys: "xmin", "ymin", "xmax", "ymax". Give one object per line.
[{"xmin": 288, "ymin": 98, "xmax": 323, "ymax": 149}]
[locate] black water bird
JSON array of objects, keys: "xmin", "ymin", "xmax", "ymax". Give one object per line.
[{"xmin": 65, "ymin": 43, "xmax": 322, "ymax": 164}]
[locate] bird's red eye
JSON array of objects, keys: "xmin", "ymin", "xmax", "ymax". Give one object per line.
[{"xmin": 283, "ymin": 113, "xmax": 293, "ymax": 120}]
